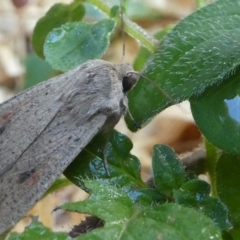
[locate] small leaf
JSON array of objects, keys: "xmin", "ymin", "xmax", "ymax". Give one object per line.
[
  {"xmin": 191, "ymin": 68, "xmax": 240, "ymax": 155},
  {"xmin": 175, "ymin": 179, "xmax": 211, "ymax": 199},
  {"xmin": 24, "ymin": 52, "xmax": 55, "ymax": 89},
  {"xmin": 174, "ymin": 179, "xmax": 231, "ymax": 230},
  {"xmin": 110, "ymin": 5, "xmax": 119, "ymax": 18},
  {"xmin": 62, "ymin": 181, "xmax": 135, "ymax": 224},
  {"xmin": 152, "ymin": 145, "xmax": 185, "ymax": 196},
  {"xmin": 142, "ymin": 203, "xmax": 222, "ymax": 240},
  {"xmin": 8, "ymin": 219, "xmax": 70, "ymax": 240},
  {"xmin": 129, "ymin": 188, "xmax": 166, "ymax": 206},
  {"xmin": 44, "ymin": 19, "xmax": 116, "ymax": 71},
  {"xmin": 61, "ymin": 181, "xmax": 222, "ymax": 240},
  {"xmin": 32, "ymin": 1, "xmax": 85, "ymax": 58},
  {"xmin": 127, "ymin": 0, "xmax": 240, "ymax": 130},
  {"xmin": 216, "ymin": 152, "xmax": 240, "ymax": 226},
  {"xmin": 13, "ymin": 182, "xmax": 221, "ymax": 239},
  {"xmin": 64, "ymin": 130, "xmax": 146, "ymax": 192}
]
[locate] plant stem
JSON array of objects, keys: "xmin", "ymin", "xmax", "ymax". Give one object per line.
[
  {"xmin": 85, "ymin": 0, "xmax": 158, "ymax": 52},
  {"xmin": 204, "ymin": 138, "xmax": 219, "ymax": 197},
  {"xmin": 195, "ymin": 0, "xmax": 208, "ymax": 8}
]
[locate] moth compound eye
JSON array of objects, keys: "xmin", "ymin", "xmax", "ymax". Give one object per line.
[
  {"xmin": 122, "ymin": 76, "xmax": 132, "ymax": 93},
  {"xmin": 122, "ymin": 73, "xmax": 138, "ymax": 93}
]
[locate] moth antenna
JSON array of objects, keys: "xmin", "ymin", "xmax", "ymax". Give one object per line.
[
  {"xmin": 127, "ymin": 71, "xmax": 176, "ymax": 104},
  {"xmin": 120, "ymin": 0, "xmax": 125, "ymax": 63}
]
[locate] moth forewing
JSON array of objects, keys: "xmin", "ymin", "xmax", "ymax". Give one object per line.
[
  {"xmin": 0, "ymin": 73, "xmax": 68, "ymax": 177},
  {"xmin": 0, "ymin": 59, "xmax": 137, "ymax": 234}
]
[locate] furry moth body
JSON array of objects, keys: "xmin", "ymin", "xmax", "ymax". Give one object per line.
[{"xmin": 0, "ymin": 59, "xmax": 138, "ymax": 234}]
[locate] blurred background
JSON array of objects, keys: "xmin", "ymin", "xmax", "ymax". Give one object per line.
[{"xmin": 0, "ymin": 0, "xmax": 211, "ymax": 233}]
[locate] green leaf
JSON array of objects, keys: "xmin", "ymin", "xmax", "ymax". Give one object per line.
[
  {"xmin": 216, "ymin": 152, "xmax": 240, "ymax": 228},
  {"xmin": 24, "ymin": 52, "xmax": 55, "ymax": 89},
  {"xmin": 191, "ymin": 68, "xmax": 240, "ymax": 155},
  {"xmin": 62, "ymin": 181, "xmax": 134, "ymax": 224},
  {"xmin": 129, "ymin": 188, "xmax": 166, "ymax": 206},
  {"xmin": 64, "ymin": 130, "xmax": 146, "ymax": 193},
  {"xmin": 32, "ymin": 1, "xmax": 85, "ymax": 58},
  {"xmin": 61, "ymin": 181, "xmax": 222, "ymax": 240},
  {"xmin": 174, "ymin": 179, "xmax": 231, "ymax": 230},
  {"xmin": 8, "ymin": 218, "xmax": 70, "ymax": 240},
  {"xmin": 44, "ymin": 19, "xmax": 115, "ymax": 71},
  {"xmin": 175, "ymin": 179, "xmax": 211, "ymax": 199},
  {"xmin": 127, "ymin": 0, "xmax": 240, "ymax": 130},
  {"xmin": 152, "ymin": 145, "xmax": 185, "ymax": 196},
  {"xmin": 141, "ymin": 204, "xmax": 222, "ymax": 240},
  {"xmin": 110, "ymin": 5, "xmax": 119, "ymax": 18}
]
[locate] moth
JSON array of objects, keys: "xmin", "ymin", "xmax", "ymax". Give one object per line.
[{"xmin": 0, "ymin": 59, "xmax": 138, "ymax": 234}]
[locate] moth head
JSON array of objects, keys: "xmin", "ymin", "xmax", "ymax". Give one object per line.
[
  {"xmin": 114, "ymin": 63, "xmax": 139, "ymax": 93},
  {"xmin": 115, "ymin": 63, "xmax": 173, "ymax": 102}
]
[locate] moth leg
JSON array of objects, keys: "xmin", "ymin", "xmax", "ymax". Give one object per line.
[
  {"xmin": 127, "ymin": 109, "xmax": 141, "ymax": 130},
  {"xmin": 103, "ymin": 141, "xmax": 111, "ymax": 177}
]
